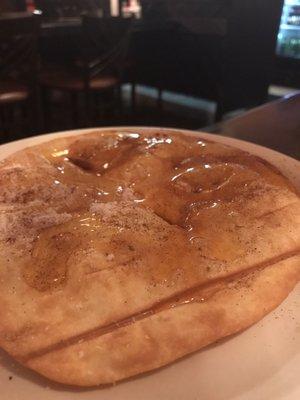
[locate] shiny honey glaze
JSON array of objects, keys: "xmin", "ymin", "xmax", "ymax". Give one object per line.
[{"xmin": 23, "ymin": 130, "xmax": 290, "ymax": 294}]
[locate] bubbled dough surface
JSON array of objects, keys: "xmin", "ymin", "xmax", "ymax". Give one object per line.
[{"xmin": 0, "ymin": 128, "xmax": 299, "ymax": 386}]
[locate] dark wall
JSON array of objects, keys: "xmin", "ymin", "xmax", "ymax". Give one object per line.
[
  {"xmin": 0, "ymin": 0, "xmax": 26, "ymax": 12},
  {"xmin": 135, "ymin": 0, "xmax": 283, "ymax": 114},
  {"xmin": 141, "ymin": 0, "xmax": 233, "ymax": 21}
]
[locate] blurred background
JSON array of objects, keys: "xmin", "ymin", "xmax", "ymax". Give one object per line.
[{"xmin": 0, "ymin": 0, "xmax": 299, "ymax": 158}]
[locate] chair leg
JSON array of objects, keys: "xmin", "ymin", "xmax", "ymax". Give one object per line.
[
  {"xmin": 70, "ymin": 92, "xmax": 78, "ymax": 128},
  {"xmin": 34, "ymin": 87, "xmax": 43, "ymax": 134},
  {"xmin": 117, "ymin": 84, "xmax": 123, "ymax": 116},
  {"xmin": 215, "ymin": 88, "xmax": 226, "ymax": 123},
  {"xmin": 157, "ymin": 88, "xmax": 163, "ymax": 114},
  {"xmin": 215, "ymin": 101, "xmax": 224, "ymax": 122},
  {"xmin": 84, "ymin": 89, "xmax": 92, "ymax": 127},
  {"xmin": 97, "ymin": 93, "xmax": 105, "ymax": 123},
  {"xmin": 0, "ymin": 107, "xmax": 5, "ymax": 143},
  {"xmin": 41, "ymin": 87, "xmax": 51, "ymax": 132},
  {"xmin": 20, "ymin": 102, "xmax": 29, "ymax": 138},
  {"xmin": 1, "ymin": 106, "xmax": 6, "ymax": 135},
  {"xmin": 0, "ymin": 106, "xmax": 11, "ymax": 141},
  {"xmin": 131, "ymin": 82, "xmax": 136, "ymax": 114},
  {"xmin": 5, "ymin": 106, "xmax": 14, "ymax": 137}
]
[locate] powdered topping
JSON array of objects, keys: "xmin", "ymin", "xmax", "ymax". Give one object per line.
[
  {"xmin": 0, "ymin": 208, "xmax": 72, "ymax": 249},
  {"xmin": 89, "ymin": 202, "xmax": 122, "ymax": 222},
  {"xmin": 0, "ymin": 129, "xmax": 298, "ymax": 282}
]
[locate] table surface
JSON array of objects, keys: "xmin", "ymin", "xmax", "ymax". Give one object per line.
[{"xmin": 211, "ymin": 92, "xmax": 300, "ymax": 159}]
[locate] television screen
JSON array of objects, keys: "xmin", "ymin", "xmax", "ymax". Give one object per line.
[{"xmin": 277, "ymin": 0, "xmax": 300, "ymax": 59}]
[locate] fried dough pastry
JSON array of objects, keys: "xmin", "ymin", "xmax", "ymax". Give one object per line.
[{"xmin": 0, "ymin": 129, "xmax": 299, "ymax": 386}]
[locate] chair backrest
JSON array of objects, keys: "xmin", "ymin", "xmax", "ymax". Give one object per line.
[
  {"xmin": 0, "ymin": 12, "xmax": 39, "ymax": 85},
  {"xmin": 81, "ymin": 16, "xmax": 132, "ymax": 77},
  {"xmin": 35, "ymin": 0, "xmax": 106, "ymax": 20}
]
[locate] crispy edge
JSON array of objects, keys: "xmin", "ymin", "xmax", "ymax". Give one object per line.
[{"xmin": 25, "ymin": 255, "xmax": 300, "ymax": 386}]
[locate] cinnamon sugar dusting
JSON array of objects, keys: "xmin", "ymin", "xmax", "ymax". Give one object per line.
[{"xmin": 0, "ymin": 130, "xmax": 298, "ymax": 294}]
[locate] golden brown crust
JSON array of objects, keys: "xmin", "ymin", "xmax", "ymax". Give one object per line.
[
  {"xmin": 0, "ymin": 128, "xmax": 299, "ymax": 386},
  {"xmin": 27, "ymin": 255, "xmax": 300, "ymax": 386}
]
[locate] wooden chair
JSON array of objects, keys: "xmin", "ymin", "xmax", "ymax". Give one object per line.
[
  {"xmin": 208, "ymin": 92, "xmax": 300, "ymax": 159},
  {"xmin": 39, "ymin": 16, "xmax": 132, "ymax": 128},
  {"xmin": 0, "ymin": 12, "xmax": 40, "ymax": 141}
]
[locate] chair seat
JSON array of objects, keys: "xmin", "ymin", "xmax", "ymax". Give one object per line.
[
  {"xmin": 39, "ymin": 71, "xmax": 119, "ymax": 91},
  {"xmin": 0, "ymin": 81, "xmax": 29, "ymax": 105}
]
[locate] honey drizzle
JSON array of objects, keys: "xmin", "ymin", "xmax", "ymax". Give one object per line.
[{"xmin": 24, "ymin": 130, "xmax": 291, "ymax": 292}]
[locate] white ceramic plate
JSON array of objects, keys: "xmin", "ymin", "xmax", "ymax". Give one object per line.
[{"xmin": 0, "ymin": 127, "xmax": 299, "ymax": 400}]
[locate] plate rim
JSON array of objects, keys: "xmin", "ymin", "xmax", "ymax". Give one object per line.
[{"xmin": 0, "ymin": 126, "xmax": 299, "ymax": 398}]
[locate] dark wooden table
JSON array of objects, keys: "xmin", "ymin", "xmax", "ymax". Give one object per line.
[{"xmin": 209, "ymin": 92, "xmax": 300, "ymax": 159}]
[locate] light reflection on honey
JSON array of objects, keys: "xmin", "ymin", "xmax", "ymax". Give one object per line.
[
  {"xmin": 23, "ymin": 130, "xmax": 290, "ymax": 293},
  {"xmin": 51, "ymin": 149, "xmax": 69, "ymax": 158}
]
